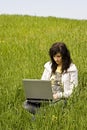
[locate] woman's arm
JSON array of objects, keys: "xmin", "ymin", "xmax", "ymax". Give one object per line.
[
  {"xmin": 53, "ymin": 69, "xmax": 78, "ymax": 99},
  {"xmin": 63, "ymin": 69, "xmax": 78, "ymax": 98}
]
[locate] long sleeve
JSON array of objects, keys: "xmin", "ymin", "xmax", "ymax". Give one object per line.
[
  {"xmin": 63, "ymin": 69, "xmax": 78, "ymax": 98},
  {"xmin": 63, "ymin": 65, "xmax": 78, "ymax": 98},
  {"xmin": 57, "ymin": 64, "xmax": 78, "ymax": 98}
]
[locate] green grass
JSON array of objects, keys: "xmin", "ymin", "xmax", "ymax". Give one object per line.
[{"xmin": 0, "ymin": 14, "xmax": 87, "ymax": 130}]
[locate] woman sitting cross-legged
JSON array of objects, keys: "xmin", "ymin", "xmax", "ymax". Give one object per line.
[{"xmin": 23, "ymin": 42, "xmax": 78, "ymax": 114}]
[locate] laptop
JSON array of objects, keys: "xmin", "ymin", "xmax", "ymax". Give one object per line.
[{"xmin": 22, "ymin": 79, "xmax": 54, "ymax": 103}]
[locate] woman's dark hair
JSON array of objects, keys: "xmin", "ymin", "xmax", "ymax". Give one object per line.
[{"xmin": 49, "ymin": 42, "xmax": 72, "ymax": 73}]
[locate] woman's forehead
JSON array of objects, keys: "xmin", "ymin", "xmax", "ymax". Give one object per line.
[{"xmin": 54, "ymin": 52, "xmax": 62, "ymax": 56}]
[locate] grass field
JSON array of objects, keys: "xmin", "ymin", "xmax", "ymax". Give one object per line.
[{"xmin": 0, "ymin": 15, "xmax": 87, "ymax": 130}]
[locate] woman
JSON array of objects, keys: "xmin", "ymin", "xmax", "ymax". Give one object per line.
[
  {"xmin": 23, "ymin": 42, "xmax": 78, "ymax": 114},
  {"xmin": 41, "ymin": 42, "xmax": 78, "ymax": 100}
]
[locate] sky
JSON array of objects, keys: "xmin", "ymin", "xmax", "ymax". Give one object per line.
[{"xmin": 0, "ymin": 0, "xmax": 87, "ymax": 20}]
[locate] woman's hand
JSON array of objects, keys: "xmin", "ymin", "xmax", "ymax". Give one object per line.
[{"xmin": 53, "ymin": 93, "xmax": 58, "ymax": 100}]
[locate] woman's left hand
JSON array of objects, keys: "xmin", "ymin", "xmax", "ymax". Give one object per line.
[{"xmin": 53, "ymin": 93, "xmax": 58, "ymax": 99}]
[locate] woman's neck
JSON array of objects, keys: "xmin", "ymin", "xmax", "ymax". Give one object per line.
[{"xmin": 56, "ymin": 65, "xmax": 62, "ymax": 73}]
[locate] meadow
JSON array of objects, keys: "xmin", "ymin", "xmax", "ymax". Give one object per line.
[{"xmin": 0, "ymin": 15, "xmax": 87, "ymax": 130}]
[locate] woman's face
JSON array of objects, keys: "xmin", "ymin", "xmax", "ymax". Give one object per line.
[{"xmin": 53, "ymin": 52, "xmax": 62, "ymax": 65}]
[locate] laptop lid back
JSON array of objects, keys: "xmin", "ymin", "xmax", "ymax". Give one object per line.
[{"xmin": 22, "ymin": 79, "xmax": 53, "ymax": 102}]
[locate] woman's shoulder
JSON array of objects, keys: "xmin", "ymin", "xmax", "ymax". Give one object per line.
[
  {"xmin": 44, "ymin": 61, "xmax": 52, "ymax": 71},
  {"xmin": 44, "ymin": 61, "xmax": 52, "ymax": 68},
  {"xmin": 67, "ymin": 63, "xmax": 78, "ymax": 72}
]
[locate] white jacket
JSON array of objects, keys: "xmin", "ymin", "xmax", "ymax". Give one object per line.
[{"xmin": 41, "ymin": 61, "xmax": 78, "ymax": 98}]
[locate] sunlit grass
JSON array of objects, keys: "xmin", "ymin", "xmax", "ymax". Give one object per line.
[{"xmin": 0, "ymin": 14, "xmax": 87, "ymax": 130}]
